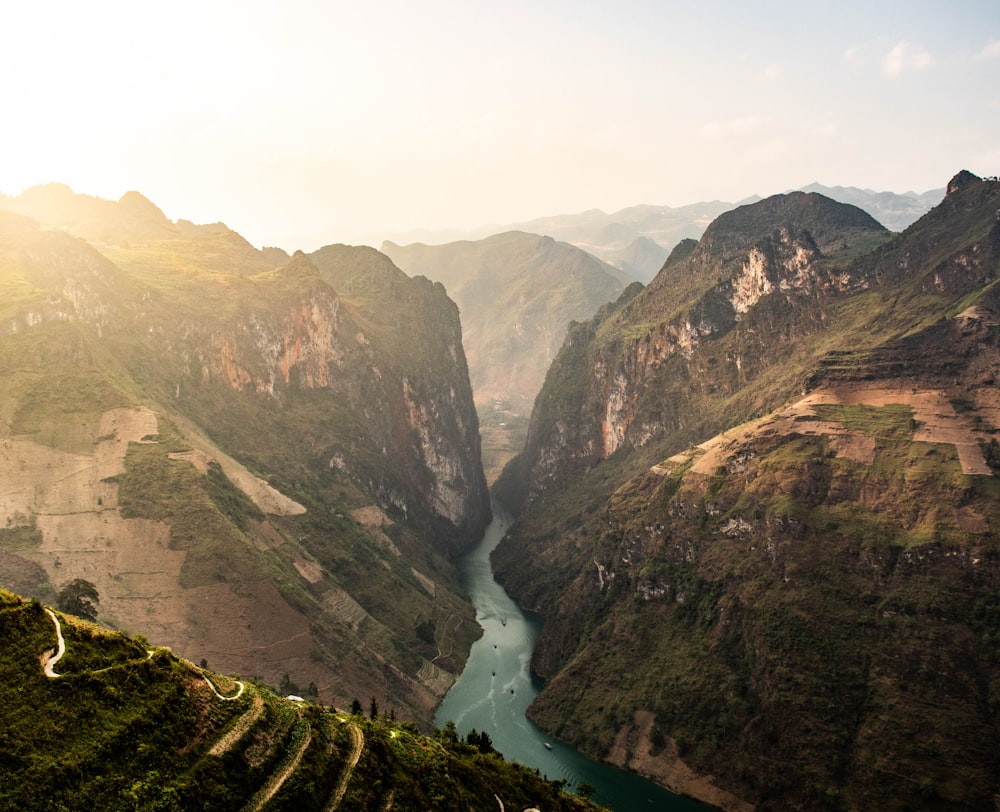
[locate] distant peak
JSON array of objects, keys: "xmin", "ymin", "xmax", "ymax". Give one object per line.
[{"xmin": 946, "ymin": 170, "xmax": 982, "ymax": 196}]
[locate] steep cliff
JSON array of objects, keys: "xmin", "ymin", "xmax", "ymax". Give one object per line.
[
  {"xmin": 0, "ymin": 187, "xmax": 490, "ymax": 727},
  {"xmin": 382, "ymin": 230, "xmax": 631, "ymax": 482},
  {"xmin": 495, "ymin": 192, "xmax": 889, "ymax": 514},
  {"xmin": 493, "ymin": 175, "xmax": 1000, "ymax": 810}
]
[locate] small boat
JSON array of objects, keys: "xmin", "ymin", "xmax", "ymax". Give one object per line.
[{"xmin": 543, "ymin": 742, "xmax": 552, "ymax": 750}]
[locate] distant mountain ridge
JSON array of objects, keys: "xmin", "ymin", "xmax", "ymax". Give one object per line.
[
  {"xmin": 382, "ymin": 230, "xmax": 631, "ymax": 482},
  {"xmin": 379, "ymin": 184, "xmax": 943, "ymax": 283}
]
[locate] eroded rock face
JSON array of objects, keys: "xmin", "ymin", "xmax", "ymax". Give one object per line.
[{"xmin": 498, "ymin": 193, "xmax": 885, "ymax": 514}]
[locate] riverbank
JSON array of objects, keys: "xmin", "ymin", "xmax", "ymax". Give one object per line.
[{"xmin": 435, "ymin": 507, "xmax": 712, "ymax": 811}]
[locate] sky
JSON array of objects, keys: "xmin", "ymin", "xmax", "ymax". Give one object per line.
[{"xmin": 2, "ymin": 1, "xmax": 998, "ymax": 251}]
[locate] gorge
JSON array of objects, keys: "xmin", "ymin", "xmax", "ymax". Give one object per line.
[{"xmin": 1, "ymin": 172, "xmax": 999, "ymax": 810}]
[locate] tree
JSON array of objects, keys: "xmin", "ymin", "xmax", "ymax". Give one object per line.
[
  {"xmin": 369, "ymin": 696, "xmax": 379, "ymax": 720},
  {"xmin": 350, "ymin": 698, "xmax": 363, "ymax": 716},
  {"xmin": 57, "ymin": 578, "xmax": 99, "ymax": 621},
  {"xmin": 465, "ymin": 728, "xmax": 495, "ymax": 754},
  {"xmin": 437, "ymin": 720, "xmax": 459, "ymax": 744}
]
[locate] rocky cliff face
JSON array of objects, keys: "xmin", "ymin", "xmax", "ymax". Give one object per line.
[
  {"xmin": 0, "ymin": 187, "xmax": 490, "ymax": 727},
  {"xmin": 493, "ymin": 175, "xmax": 1000, "ymax": 810},
  {"xmin": 382, "ymin": 230, "xmax": 631, "ymax": 483},
  {"xmin": 495, "ymin": 192, "xmax": 888, "ymax": 513}
]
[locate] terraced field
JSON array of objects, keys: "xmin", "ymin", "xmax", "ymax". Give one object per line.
[{"xmin": 0, "ymin": 588, "xmax": 602, "ymax": 811}]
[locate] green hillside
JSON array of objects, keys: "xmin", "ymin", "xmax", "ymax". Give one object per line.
[{"xmin": 0, "ymin": 588, "xmax": 604, "ymax": 811}]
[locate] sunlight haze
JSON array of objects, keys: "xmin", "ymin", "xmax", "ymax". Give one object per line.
[{"xmin": 2, "ymin": 0, "xmax": 997, "ymax": 250}]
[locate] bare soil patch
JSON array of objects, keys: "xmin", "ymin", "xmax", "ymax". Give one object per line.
[
  {"xmin": 606, "ymin": 710, "xmax": 754, "ymax": 812},
  {"xmin": 653, "ymin": 383, "xmax": 992, "ymax": 478}
]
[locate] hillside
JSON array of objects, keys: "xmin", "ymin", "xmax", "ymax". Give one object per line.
[
  {"xmin": 0, "ymin": 588, "xmax": 604, "ymax": 811},
  {"xmin": 492, "ymin": 173, "xmax": 1000, "ymax": 810},
  {"xmin": 0, "ymin": 186, "xmax": 490, "ymax": 728},
  {"xmin": 383, "ymin": 231, "xmax": 631, "ymax": 482}
]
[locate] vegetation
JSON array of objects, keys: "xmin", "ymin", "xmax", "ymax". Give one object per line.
[
  {"xmin": 0, "ymin": 588, "xmax": 604, "ymax": 811},
  {"xmin": 0, "ymin": 188, "xmax": 488, "ymax": 730}
]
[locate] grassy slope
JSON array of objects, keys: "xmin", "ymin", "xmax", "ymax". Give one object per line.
[{"xmin": 0, "ymin": 588, "xmax": 604, "ymax": 812}]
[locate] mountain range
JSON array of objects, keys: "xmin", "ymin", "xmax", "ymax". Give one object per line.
[
  {"xmin": 379, "ymin": 183, "xmax": 943, "ymax": 283},
  {"xmin": 492, "ymin": 171, "xmax": 1000, "ymax": 810},
  {"xmin": 0, "ymin": 171, "xmax": 994, "ymax": 811}
]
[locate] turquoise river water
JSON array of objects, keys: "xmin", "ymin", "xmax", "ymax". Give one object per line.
[{"xmin": 434, "ymin": 507, "xmax": 712, "ymax": 811}]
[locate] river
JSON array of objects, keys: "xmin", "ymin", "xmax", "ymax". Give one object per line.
[{"xmin": 434, "ymin": 507, "xmax": 712, "ymax": 811}]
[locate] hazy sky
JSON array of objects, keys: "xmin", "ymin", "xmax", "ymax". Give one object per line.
[{"xmin": 2, "ymin": 1, "xmax": 997, "ymax": 250}]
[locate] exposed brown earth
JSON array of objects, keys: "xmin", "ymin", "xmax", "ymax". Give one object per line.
[
  {"xmin": 1, "ymin": 406, "xmax": 322, "ymax": 694},
  {"xmin": 654, "ymin": 382, "xmax": 992, "ymax": 479},
  {"xmin": 606, "ymin": 710, "xmax": 754, "ymax": 812}
]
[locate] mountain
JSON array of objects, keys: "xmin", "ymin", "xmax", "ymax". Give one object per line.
[
  {"xmin": 0, "ymin": 185, "xmax": 490, "ymax": 728},
  {"xmin": 379, "ymin": 186, "xmax": 942, "ymax": 284},
  {"xmin": 799, "ymin": 181, "xmax": 945, "ymax": 232},
  {"xmin": 0, "ymin": 587, "xmax": 604, "ymax": 811},
  {"xmin": 382, "ymin": 231, "xmax": 632, "ymax": 483},
  {"xmin": 492, "ymin": 173, "xmax": 1000, "ymax": 810}
]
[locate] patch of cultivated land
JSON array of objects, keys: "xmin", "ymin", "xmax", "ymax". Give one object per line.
[
  {"xmin": 0, "ymin": 407, "xmax": 317, "ymax": 689},
  {"xmin": 654, "ymin": 383, "xmax": 993, "ymax": 477}
]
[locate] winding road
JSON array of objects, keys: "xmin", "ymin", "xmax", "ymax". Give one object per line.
[
  {"xmin": 42, "ymin": 609, "xmax": 66, "ymax": 678},
  {"xmin": 34, "ymin": 607, "xmax": 489, "ymax": 811}
]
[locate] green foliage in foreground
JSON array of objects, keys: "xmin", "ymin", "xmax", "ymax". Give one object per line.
[{"xmin": 0, "ymin": 588, "xmax": 605, "ymax": 811}]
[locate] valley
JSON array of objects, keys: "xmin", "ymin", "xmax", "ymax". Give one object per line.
[{"xmin": 1, "ymin": 171, "xmax": 998, "ymax": 810}]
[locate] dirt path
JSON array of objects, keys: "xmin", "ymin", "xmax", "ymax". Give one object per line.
[
  {"xmin": 431, "ymin": 612, "xmax": 458, "ymax": 663},
  {"xmin": 41, "ymin": 609, "xmax": 66, "ymax": 678},
  {"xmin": 209, "ymin": 691, "xmax": 266, "ymax": 757},
  {"xmin": 202, "ymin": 672, "xmax": 246, "ymax": 701},
  {"xmin": 324, "ymin": 720, "xmax": 365, "ymax": 811},
  {"xmin": 241, "ymin": 716, "xmax": 313, "ymax": 812}
]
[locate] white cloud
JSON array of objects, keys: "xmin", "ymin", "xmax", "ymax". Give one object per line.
[
  {"xmin": 976, "ymin": 39, "xmax": 1000, "ymax": 60},
  {"xmin": 758, "ymin": 63, "xmax": 781, "ymax": 81},
  {"xmin": 883, "ymin": 41, "xmax": 934, "ymax": 77},
  {"xmin": 702, "ymin": 116, "xmax": 767, "ymax": 139}
]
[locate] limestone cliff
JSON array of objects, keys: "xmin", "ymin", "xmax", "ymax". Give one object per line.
[{"xmin": 495, "ymin": 192, "xmax": 887, "ymax": 514}]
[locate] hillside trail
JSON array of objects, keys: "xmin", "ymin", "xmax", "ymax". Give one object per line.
[
  {"xmin": 324, "ymin": 719, "xmax": 364, "ymax": 811},
  {"xmin": 241, "ymin": 714, "xmax": 313, "ymax": 812},
  {"xmin": 41, "ymin": 609, "xmax": 67, "ymax": 677},
  {"xmin": 201, "ymin": 671, "xmax": 246, "ymax": 700},
  {"xmin": 208, "ymin": 691, "xmax": 265, "ymax": 757},
  {"xmin": 41, "ymin": 609, "xmax": 250, "ymax": 698}
]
